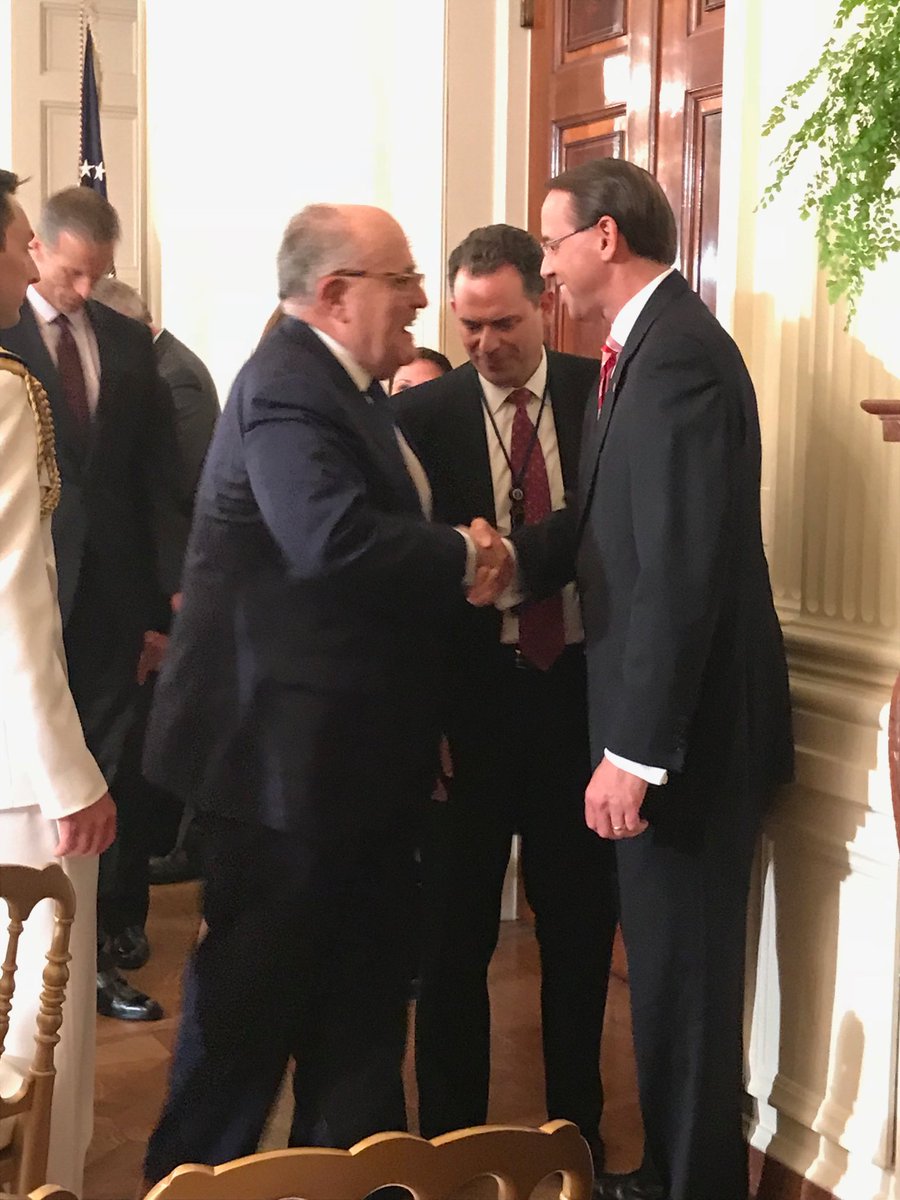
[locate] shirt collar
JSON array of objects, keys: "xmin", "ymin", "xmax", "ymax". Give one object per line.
[
  {"xmin": 309, "ymin": 325, "xmax": 372, "ymax": 393},
  {"xmin": 478, "ymin": 347, "xmax": 548, "ymax": 417},
  {"xmin": 27, "ymin": 285, "xmax": 90, "ymax": 332},
  {"xmin": 609, "ymin": 266, "xmax": 674, "ymax": 350}
]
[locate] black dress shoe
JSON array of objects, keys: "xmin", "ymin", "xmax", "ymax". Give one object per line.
[
  {"xmin": 148, "ymin": 847, "xmax": 199, "ymax": 885},
  {"xmin": 592, "ymin": 1172, "xmax": 666, "ymax": 1200},
  {"xmin": 110, "ymin": 924, "xmax": 150, "ymax": 970},
  {"xmin": 96, "ymin": 969, "xmax": 164, "ymax": 1021}
]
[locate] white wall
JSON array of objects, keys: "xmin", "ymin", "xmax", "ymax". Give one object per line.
[
  {"xmin": 0, "ymin": 0, "xmax": 12, "ymax": 168},
  {"xmin": 144, "ymin": 0, "xmax": 531, "ymax": 402},
  {"xmin": 719, "ymin": 3, "xmax": 900, "ymax": 1198}
]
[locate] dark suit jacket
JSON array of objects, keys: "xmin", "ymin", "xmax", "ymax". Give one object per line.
[
  {"xmin": 4, "ymin": 300, "xmax": 189, "ymax": 774},
  {"xmin": 396, "ymin": 351, "xmax": 599, "ymax": 708},
  {"xmin": 143, "ymin": 317, "xmax": 468, "ymax": 839},
  {"xmin": 153, "ymin": 327, "xmax": 219, "ymax": 505},
  {"xmin": 517, "ymin": 272, "xmax": 793, "ymax": 805},
  {"xmin": 4, "ymin": 300, "xmax": 187, "ymax": 624}
]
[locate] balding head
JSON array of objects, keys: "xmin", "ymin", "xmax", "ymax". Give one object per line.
[
  {"xmin": 278, "ymin": 202, "xmax": 427, "ymax": 380},
  {"xmin": 91, "ymin": 275, "xmax": 153, "ymax": 325}
]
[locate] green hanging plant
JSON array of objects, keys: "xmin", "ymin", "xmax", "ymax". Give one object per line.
[{"xmin": 760, "ymin": 0, "xmax": 900, "ymax": 323}]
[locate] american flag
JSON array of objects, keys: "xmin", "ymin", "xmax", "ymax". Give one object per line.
[{"xmin": 79, "ymin": 23, "xmax": 107, "ymax": 197}]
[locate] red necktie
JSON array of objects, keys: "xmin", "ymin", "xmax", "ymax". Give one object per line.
[
  {"xmin": 54, "ymin": 313, "xmax": 90, "ymax": 431},
  {"xmin": 597, "ymin": 337, "xmax": 621, "ymax": 413},
  {"xmin": 508, "ymin": 387, "xmax": 566, "ymax": 671}
]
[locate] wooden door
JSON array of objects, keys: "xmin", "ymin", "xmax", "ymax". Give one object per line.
[{"xmin": 528, "ymin": 0, "xmax": 724, "ymax": 353}]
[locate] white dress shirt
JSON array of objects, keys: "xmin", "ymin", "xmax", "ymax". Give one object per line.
[
  {"xmin": 477, "ymin": 349, "xmax": 583, "ymax": 646},
  {"xmin": 27, "ymin": 285, "xmax": 102, "ymax": 413}
]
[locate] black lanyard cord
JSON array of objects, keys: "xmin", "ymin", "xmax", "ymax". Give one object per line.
[{"xmin": 480, "ymin": 383, "xmax": 549, "ymax": 517}]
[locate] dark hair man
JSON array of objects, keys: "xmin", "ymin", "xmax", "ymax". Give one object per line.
[
  {"xmin": 500, "ymin": 157, "xmax": 793, "ymax": 1200},
  {"xmin": 2, "ymin": 185, "xmax": 189, "ymax": 1025},
  {"xmin": 397, "ymin": 221, "xmax": 616, "ymax": 1175}
]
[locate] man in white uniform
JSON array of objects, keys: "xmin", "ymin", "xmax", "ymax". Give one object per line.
[{"xmin": 0, "ymin": 168, "xmax": 116, "ymax": 1196}]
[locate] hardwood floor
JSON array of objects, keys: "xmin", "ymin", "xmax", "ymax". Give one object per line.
[{"xmin": 84, "ymin": 881, "xmax": 643, "ymax": 1199}]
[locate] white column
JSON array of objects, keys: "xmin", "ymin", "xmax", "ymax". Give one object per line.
[{"xmin": 720, "ymin": 3, "xmax": 900, "ymax": 1198}]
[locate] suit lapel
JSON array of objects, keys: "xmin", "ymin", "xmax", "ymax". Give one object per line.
[
  {"xmin": 282, "ymin": 319, "xmax": 422, "ymax": 513},
  {"xmin": 84, "ymin": 300, "xmax": 121, "ymax": 468},
  {"xmin": 545, "ymin": 350, "xmax": 584, "ymax": 492},
  {"xmin": 452, "ymin": 365, "xmax": 497, "ymax": 524},
  {"xmin": 7, "ymin": 304, "xmax": 88, "ymax": 467},
  {"xmin": 577, "ymin": 271, "xmax": 690, "ymax": 535}
]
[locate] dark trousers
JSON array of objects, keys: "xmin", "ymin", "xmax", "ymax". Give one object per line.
[
  {"xmin": 618, "ymin": 790, "xmax": 763, "ymax": 1200},
  {"xmin": 415, "ymin": 645, "xmax": 618, "ymax": 1144},
  {"xmin": 63, "ymin": 565, "xmax": 145, "ymax": 966},
  {"xmin": 97, "ymin": 680, "xmax": 157, "ymax": 939},
  {"xmin": 144, "ymin": 815, "xmax": 416, "ymax": 1184}
]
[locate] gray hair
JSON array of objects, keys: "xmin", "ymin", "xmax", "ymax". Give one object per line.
[
  {"xmin": 38, "ymin": 186, "xmax": 120, "ymax": 248},
  {"xmin": 277, "ymin": 204, "xmax": 356, "ymax": 304},
  {"xmin": 91, "ymin": 276, "xmax": 152, "ymax": 324}
]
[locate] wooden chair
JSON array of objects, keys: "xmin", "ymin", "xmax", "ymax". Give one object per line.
[
  {"xmin": 143, "ymin": 1119, "xmax": 593, "ymax": 1200},
  {"xmin": 0, "ymin": 865, "xmax": 76, "ymax": 1194},
  {"xmin": 0, "ymin": 1188, "xmax": 77, "ymax": 1200}
]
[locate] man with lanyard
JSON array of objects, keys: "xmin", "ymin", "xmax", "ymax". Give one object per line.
[{"xmin": 397, "ymin": 223, "xmax": 617, "ymax": 1175}]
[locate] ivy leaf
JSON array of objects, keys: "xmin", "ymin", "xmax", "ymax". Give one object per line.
[{"xmin": 761, "ymin": 0, "xmax": 900, "ymax": 324}]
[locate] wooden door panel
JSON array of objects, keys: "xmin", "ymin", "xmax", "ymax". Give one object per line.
[
  {"xmin": 684, "ymin": 95, "xmax": 722, "ymax": 312},
  {"xmin": 530, "ymin": 0, "xmax": 725, "ymax": 356},
  {"xmin": 565, "ymin": 0, "xmax": 627, "ymax": 48},
  {"xmin": 655, "ymin": 0, "xmax": 724, "ymax": 308},
  {"xmin": 530, "ymin": 0, "xmax": 642, "ymax": 359}
]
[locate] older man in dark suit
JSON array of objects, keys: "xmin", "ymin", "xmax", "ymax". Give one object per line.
[
  {"xmin": 396, "ymin": 224, "xmax": 616, "ymax": 1172},
  {"xmin": 2, "ymin": 186, "xmax": 188, "ymax": 1024},
  {"xmin": 501, "ymin": 159, "xmax": 793, "ymax": 1200},
  {"xmin": 90, "ymin": 275, "xmax": 219, "ymax": 506},
  {"xmin": 140, "ymin": 203, "xmax": 510, "ymax": 1184}
]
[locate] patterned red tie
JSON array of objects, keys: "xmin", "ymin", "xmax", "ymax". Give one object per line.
[
  {"xmin": 597, "ymin": 337, "xmax": 621, "ymax": 413},
  {"xmin": 508, "ymin": 387, "xmax": 566, "ymax": 671},
  {"xmin": 54, "ymin": 313, "xmax": 90, "ymax": 431}
]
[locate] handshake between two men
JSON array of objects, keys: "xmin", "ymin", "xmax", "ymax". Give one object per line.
[
  {"xmin": 460, "ymin": 516, "xmax": 515, "ymax": 608},
  {"xmin": 455, "ymin": 511, "xmax": 652, "ymax": 845}
]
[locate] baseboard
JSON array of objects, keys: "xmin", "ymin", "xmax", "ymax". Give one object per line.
[{"xmin": 751, "ymin": 1147, "xmax": 836, "ymax": 1200}]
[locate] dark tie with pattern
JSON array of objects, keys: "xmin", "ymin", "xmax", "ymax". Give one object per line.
[
  {"xmin": 597, "ymin": 337, "xmax": 621, "ymax": 414},
  {"xmin": 508, "ymin": 387, "xmax": 566, "ymax": 671},
  {"xmin": 54, "ymin": 313, "xmax": 90, "ymax": 431}
]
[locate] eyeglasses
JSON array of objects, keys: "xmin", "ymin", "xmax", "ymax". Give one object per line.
[
  {"xmin": 540, "ymin": 223, "xmax": 596, "ymax": 255},
  {"xmin": 331, "ymin": 269, "xmax": 425, "ymax": 290}
]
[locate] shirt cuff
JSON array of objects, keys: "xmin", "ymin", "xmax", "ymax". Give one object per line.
[
  {"xmin": 456, "ymin": 528, "xmax": 478, "ymax": 588},
  {"xmin": 604, "ymin": 749, "xmax": 668, "ymax": 786},
  {"xmin": 495, "ymin": 539, "xmax": 522, "ymax": 609}
]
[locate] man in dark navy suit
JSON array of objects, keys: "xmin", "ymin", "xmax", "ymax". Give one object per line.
[
  {"xmin": 397, "ymin": 224, "xmax": 616, "ymax": 1172},
  {"xmin": 140, "ymin": 203, "xmax": 511, "ymax": 1184},
  {"xmin": 499, "ymin": 159, "xmax": 793, "ymax": 1200},
  {"xmin": 2, "ymin": 186, "xmax": 187, "ymax": 1024}
]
